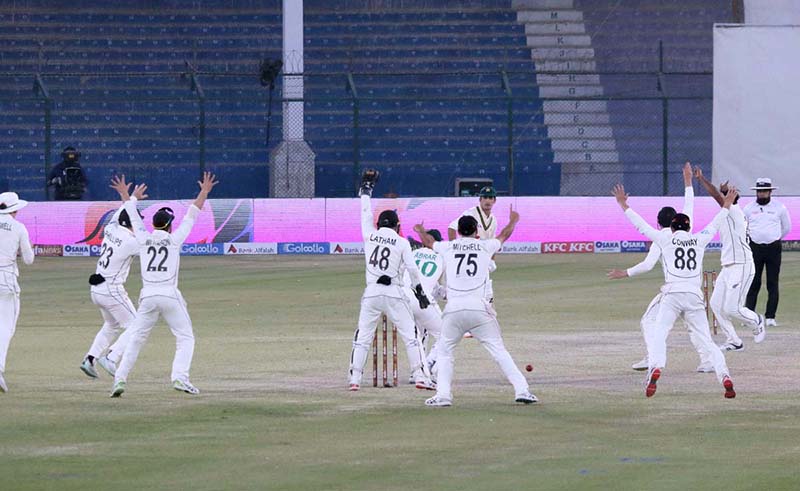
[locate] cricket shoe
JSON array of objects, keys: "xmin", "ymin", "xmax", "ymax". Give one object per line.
[
  {"xmin": 753, "ymin": 315, "xmax": 766, "ymax": 343},
  {"xmin": 718, "ymin": 342, "xmax": 744, "ymax": 352},
  {"xmin": 79, "ymin": 357, "xmax": 98, "ymax": 379},
  {"xmin": 110, "ymin": 380, "xmax": 126, "ymax": 398},
  {"xmin": 765, "ymin": 318, "xmax": 777, "ymax": 327},
  {"xmin": 348, "ymin": 384, "xmax": 360, "ymax": 392},
  {"xmin": 631, "ymin": 358, "xmax": 648, "ymax": 371},
  {"xmin": 173, "ymin": 379, "xmax": 200, "ymax": 395},
  {"xmin": 723, "ymin": 376, "xmax": 736, "ymax": 399},
  {"xmin": 424, "ymin": 395, "xmax": 452, "ymax": 407},
  {"xmin": 515, "ymin": 391, "xmax": 539, "ymax": 404},
  {"xmin": 416, "ymin": 378, "xmax": 436, "ymax": 391},
  {"xmin": 0, "ymin": 371, "xmax": 7, "ymax": 393},
  {"xmin": 645, "ymin": 368, "xmax": 662, "ymax": 398},
  {"xmin": 696, "ymin": 363, "xmax": 714, "ymax": 373},
  {"xmin": 97, "ymin": 356, "xmax": 117, "ymax": 376}
]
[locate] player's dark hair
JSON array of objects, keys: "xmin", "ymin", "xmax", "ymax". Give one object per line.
[
  {"xmin": 153, "ymin": 207, "xmax": 175, "ymax": 230},
  {"xmin": 657, "ymin": 206, "xmax": 676, "ymax": 228},
  {"xmin": 118, "ymin": 209, "xmax": 132, "ymax": 228},
  {"xmin": 377, "ymin": 210, "xmax": 399, "ymax": 229},
  {"xmin": 458, "ymin": 216, "xmax": 478, "ymax": 237},
  {"xmin": 670, "ymin": 213, "xmax": 691, "ymax": 232}
]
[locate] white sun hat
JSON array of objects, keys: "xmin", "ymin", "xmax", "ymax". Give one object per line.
[
  {"xmin": 0, "ymin": 192, "xmax": 29, "ymax": 214},
  {"xmin": 751, "ymin": 178, "xmax": 778, "ymax": 191}
]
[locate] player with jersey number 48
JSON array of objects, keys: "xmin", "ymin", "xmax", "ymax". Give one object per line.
[
  {"xmin": 110, "ymin": 172, "xmax": 218, "ymax": 398},
  {"xmin": 347, "ymin": 169, "xmax": 435, "ymax": 392}
]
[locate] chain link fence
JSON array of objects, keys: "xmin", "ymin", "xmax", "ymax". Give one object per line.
[{"xmin": 0, "ymin": 70, "xmax": 712, "ymax": 200}]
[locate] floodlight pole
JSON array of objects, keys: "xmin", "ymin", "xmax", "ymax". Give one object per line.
[{"xmin": 34, "ymin": 74, "xmax": 52, "ymax": 200}]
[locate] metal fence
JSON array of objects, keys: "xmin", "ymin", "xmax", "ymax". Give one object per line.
[{"xmin": 0, "ymin": 69, "xmax": 712, "ymax": 200}]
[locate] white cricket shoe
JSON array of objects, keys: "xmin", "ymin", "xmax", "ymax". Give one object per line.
[
  {"xmin": 97, "ymin": 356, "xmax": 117, "ymax": 376},
  {"xmin": 110, "ymin": 380, "xmax": 126, "ymax": 398},
  {"xmin": 765, "ymin": 318, "xmax": 777, "ymax": 327},
  {"xmin": 173, "ymin": 379, "xmax": 200, "ymax": 395},
  {"xmin": 696, "ymin": 363, "xmax": 714, "ymax": 373},
  {"xmin": 631, "ymin": 358, "xmax": 648, "ymax": 371},
  {"xmin": 79, "ymin": 357, "xmax": 98, "ymax": 379},
  {"xmin": 425, "ymin": 395, "xmax": 452, "ymax": 407},
  {"xmin": 515, "ymin": 391, "xmax": 539, "ymax": 404},
  {"xmin": 753, "ymin": 315, "xmax": 766, "ymax": 343},
  {"xmin": 0, "ymin": 371, "xmax": 7, "ymax": 393},
  {"xmin": 718, "ymin": 342, "xmax": 744, "ymax": 352}
]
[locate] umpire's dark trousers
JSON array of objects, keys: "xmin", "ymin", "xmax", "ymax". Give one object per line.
[{"xmin": 745, "ymin": 240, "xmax": 782, "ymax": 319}]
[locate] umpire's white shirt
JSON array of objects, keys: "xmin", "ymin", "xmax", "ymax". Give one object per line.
[
  {"xmin": 743, "ymin": 199, "xmax": 791, "ymax": 244},
  {"xmin": 0, "ymin": 214, "xmax": 34, "ymax": 292}
]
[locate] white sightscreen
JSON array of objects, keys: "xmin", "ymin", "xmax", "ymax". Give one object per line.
[{"xmin": 713, "ymin": 24, "xmax": 800, "ymax": 195}]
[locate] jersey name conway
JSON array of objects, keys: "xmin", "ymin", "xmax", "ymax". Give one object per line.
[
  {"xmin": 94, "ymin": 212, "xmax": 139, "ymax": 286},
  {"xmin": 434, "ymin": 238, "xmax": 501, "ymax": 310},
  {"xmin": 719, "ymin": 204, "xmax": 752, "ymax": 266}
]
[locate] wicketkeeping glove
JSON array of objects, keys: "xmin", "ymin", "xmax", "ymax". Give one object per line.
[
  {"xmin": 413, "ymin": 284, "xmax": 430, "ymax": 309},
  {"xmin": 359, "ymin": 169, "xmax": 380, "ymax": 197}
]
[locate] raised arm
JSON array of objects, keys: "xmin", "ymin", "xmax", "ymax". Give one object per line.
[
  {"xmin": 693, "ymin": 165, "xmax": 724, "ymax": 207},
  {"xmin": 495, "ymin": 205, "xmax": 519, "ymax": 244},
  {"xmin": 191, "ymin": 171, "xmax": 218, "ymax": 211},
  {"xmin": 613, "ymin": 184, "xmax": 660, "ymax": 241},
  {"xmin": 171, "ymin": 172, "xmax": 217, "ymax": 245},
  {"xmin": 124, "ymin": 184, "xmax": 149, "ymax": 244},
  {"xmin": 414, "ymin": 223, "xmax": 435, "ymax": 249},
  {"xmin": 698, "ymin": 185, "xmax": 736, "ymax": 245},
  {"xmin": 681, "ymin": 162, "xmax": 695, "ymax": 220},
  {"xmin": 108, "ymin": 175, "xmax": 132, "ymax": 223},
  {"xmin": 608, "ymin": 243, "xmax": 661, "ymax": 279}
]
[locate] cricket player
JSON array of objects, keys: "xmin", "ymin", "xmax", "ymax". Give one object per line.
[
  {"xmin": 448, "ymin": 186, "xmax": 498, "ymax": 303},
  {"xmin": 348, "ymin": 170, "xmax": 435, "ymax": 391},
  {"xmin": 0, "ymin": 192, "xmax": 34, "ymax": 393},
  {"xmin": 403, "ymin": 229, "xmax": 445, "ymax": 383},
  {"xmin": 694, "ymin": 168, "xmax": 765, "ymax": 350},
  {"xmin": 609, "ymin": 184, "xmax": 737, "ymax": 399},
  {"xmin": 79, "ymin": 175, "xmax": 144, "ymax": 379},
  {"xmin": 110, "ymin": 172, "xmax": 218, "ymax": 397},
  {"xmin": 416, "ymin": 207, "xmax": 538, "ymax": 407},
  {"xmin": 627, "ymin": 162, "xmax": 712, "ymax": 373}
]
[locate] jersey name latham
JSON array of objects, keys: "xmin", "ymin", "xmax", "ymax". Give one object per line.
[{"xmin": 369, "ymin": 234, "xmax": 396, "ymax": 246}]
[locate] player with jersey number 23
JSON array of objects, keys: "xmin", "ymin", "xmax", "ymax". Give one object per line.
[{"xmin": 110, "ymin": 172, "xmax": 218, "ymax": 398}]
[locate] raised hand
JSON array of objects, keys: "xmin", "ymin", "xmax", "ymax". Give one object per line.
[
  {"xmin": 683, "ymin": 161, "xmax": 692, "ymax": 185},
  {"xmin": 413, "ymin": 223, "xmax": 426, "ymax": 234},
  {"xmin": 109, "ymin": 175, "xmax": 132, "ymax": 200},
  {"xmin": 612, "ymin": 184, "xmax": 629, "ymax": 210},
  {"xmin": 693, "ymin": 165, "xmax": 704, "ymax": 180},
  {"xmin": 131, "ymin": 183, "xmax": 148, "ymax": 200},
  {"xmin": 723, "ymin": 185, "xmax": 738, "ymax": 208},
  {"xmin": 198, "ymin": 171, "xmax": 218, "ymax": 195}
]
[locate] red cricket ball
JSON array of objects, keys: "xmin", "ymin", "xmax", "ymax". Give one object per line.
[{"xmin": 525, "ymin": 364, "xmax": 533, "ymax": 372}]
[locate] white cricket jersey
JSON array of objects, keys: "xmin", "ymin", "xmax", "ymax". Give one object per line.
[
  {"xmin": 433, "ymin": 237, "xmax": 501, "ymax": 311},
  {"xmin": 0, "ymin": 214, "xmax": 34, "ymax": 280},
  {"xmin": 402, "ymin": 247, "xmax": 444, "ymax": 297},
  {"xmin": 125, "ymin": 198, "xmax": 199, "ymax": 296},
  {"xmin": 360, "ymin": 195, "xmax": 421, "ymax": 299},
  {"xmin": 743, "ymin": 199, "xmax": 791, "ymax": 244},
  {"xmin": 450, "ymin": 206, "xmax": 497, "ymax": 239},
  {"xmin": 93, "ymin": 205, "xmax": 140, "ymax": 286},
  {"xmin": 718, "ymin": 204, "xmax": 752, "ymax": 266},
  {"xmin": 625, "ymin": 207, "xmax": 729, "ymax": 296}
]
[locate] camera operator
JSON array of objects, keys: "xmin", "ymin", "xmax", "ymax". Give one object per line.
[{"xmin": 47, "ymin": 146, "xmax": 87, "ymax": 200}]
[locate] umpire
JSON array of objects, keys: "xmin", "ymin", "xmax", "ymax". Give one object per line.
[{"xmin": 743, "ymin": 178, "xmax": 791, "ymax": 327}]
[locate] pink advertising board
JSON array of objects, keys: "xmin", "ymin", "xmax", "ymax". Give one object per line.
[{"xmin": 14, "ymin": 196, "xmax": 800, "ymax": 245}]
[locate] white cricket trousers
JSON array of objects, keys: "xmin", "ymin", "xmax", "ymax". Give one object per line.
[
  {"xmin": 88, "ymin": 284, "xmax": 137, "ymax": 363},
  {"xmin": 435, "ymin": 306, "xmax": 529, "ymax": 403},
  {"xmin": 405, "ymin": 289, "xmax": 443, "ymax": 369},
  {"xmin": 115, "ymin": 290, "xmax": 195, "ymax": 384},
  {"xmin": 646, "ymin": 292, "xmax": 730, "ymax": 383},
  {"xmin": 0, "ymin": 289, "xmax": 20, "ymax": 374},
  {"xmin": 641, "ymin": 294, "xmax": 708, "ymax": 365},
  {"xmin": 710, "ymin": 263, "xmax": 759, "ymax": 346},
  {"xmin": 349, "ymin": 294, "xmax": 430, "ymax": 385}
]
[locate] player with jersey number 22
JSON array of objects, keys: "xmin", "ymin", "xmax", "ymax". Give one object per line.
[
  {"xmin": 347, "ymin": 169, "xmax": 436, "ymax": 392},
  {"xmin": 110, "ymin": 172, "xmax": 218, "ymax": 398}
]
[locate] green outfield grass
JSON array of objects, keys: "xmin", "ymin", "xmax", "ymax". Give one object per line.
[{"xmin": 1, "ymin": 254, "xmax": 799, "ymax": 490}]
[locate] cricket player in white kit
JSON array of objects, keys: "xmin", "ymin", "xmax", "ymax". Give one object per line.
[
  {"xmin": 111, "ymin": 172, "xmax": 218, "ymax": 397},
  {"xmin": 448, "ymin": 186, "xmax": 498, "ymax": 303},
  {"xmin": 610, "ymin": 184, "xmax": 737, "ymax": 399},
  {"xmin": 694, "ymin": 168, "xmax": 765, "ymax": 350},
  {"xmin": 348, "ymin": 170, "xmax": 435, "ymax": 391},
  {"xmin": 0, "ymin": 192, "xmax": 34, "ymax": 393},
  {"xmin": 79, "ymin": 176, "xmax": 144, "ymax": 379},
  {"xmin": 416, "ymin": 208, "xmax": 538, "ymax": 407},
  {"xmin": 403, "ymin": 230, "xmax": 445, "ymax": 382},
  {"xmin": 625, "ymin": 163, "xmax": 711, "ymax": 373}
]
